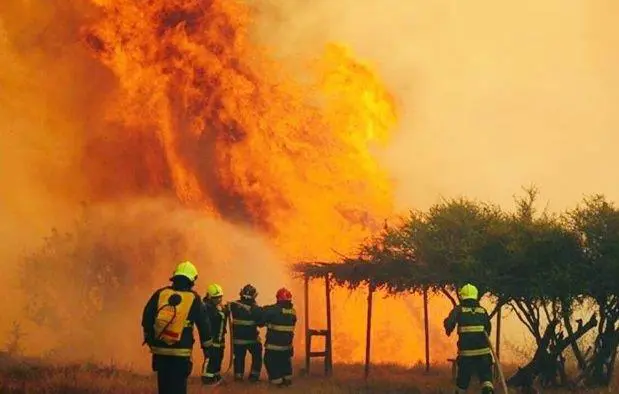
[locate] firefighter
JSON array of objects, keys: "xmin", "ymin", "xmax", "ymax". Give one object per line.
[
  {"xmin": 230, "ymin": 284, "xmax": 264, "ymax": 382},
  {"xmin": 141, "ymin": 260, "xmax": 213, "ymax": 394},
  {"xmin": 202, "ymin": 283, "xmax": 230, "ymax": 386},
  {"xmin": 263, "ymin": 287, "xmax": 297, "ymax": 387},
  {"xmin": 444, "ymin": 283, "xmax": 494, "ymax": 394}
]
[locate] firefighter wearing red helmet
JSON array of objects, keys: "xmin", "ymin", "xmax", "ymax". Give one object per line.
[{"xmin": 262, "ymin": 287, "xmax": 296, "ymax": 387}]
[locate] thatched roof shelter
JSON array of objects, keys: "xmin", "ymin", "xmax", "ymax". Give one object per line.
[{"xmin": 293, "ymin": 257, "xmax": 441, "ymax": 378}]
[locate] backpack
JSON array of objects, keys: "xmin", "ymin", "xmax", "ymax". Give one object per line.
[{"xmin": 153, "ymin": 289, "xmax": 195, "ymax": 345}]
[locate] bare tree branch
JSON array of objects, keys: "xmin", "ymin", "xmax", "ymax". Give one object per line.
[
  {"xmin": 509, "ymin": 302, "xmax": 536, "ymax": 338},
  {"xmin": 440, "ymin": 287, "xmax": 457, "ymax": 307}
]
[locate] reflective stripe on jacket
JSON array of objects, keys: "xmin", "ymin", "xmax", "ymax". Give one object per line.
[
  {"xmin": 263, "ymin": 301, "xmax": 296, "ymax": 351},
  {"xmin": 443, "ymin": 300, "xmax": 492, "ymax": 357},
  {"xmin": 230, "ymin": 300, "xmax": 263, "ymax": 345}
]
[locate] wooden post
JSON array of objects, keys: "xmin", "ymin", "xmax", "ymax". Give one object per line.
[
  {"xmin": 423, "ymin": 287, "xmax": 430, "ymax": 372},
  {"xmin": 496, "ymin": 305, "xmax": 502, "ymax": 361},
  {"xmin": 364, "ymin": 283, "xmax": 374, "ymax": 380},
  {"xmin": 304, "ymin": 275, "xmax": 310, "ymax": 373},
  {"xmin": 325, "ymin": 273, "xmax": 333, "ymax": 376}
]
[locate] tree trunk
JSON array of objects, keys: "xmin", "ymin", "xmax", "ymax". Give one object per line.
[
  {"xmin": 582, "ymin": 296, "xmax": 619, "ymax": 387},
  {"xmin": 508, "ymin": 314, "xmax": 597, "ymax": 389},
  {"xmin": 561, "ymin": 307, "xmax": 587, "ymax": 372},
  {"xmin": 507, "ymin": 319, "xmax": 559, "ymax": 389},
  {"xmin": 586, "ymin": 323, "xmax": 619, "ymax": 386}
]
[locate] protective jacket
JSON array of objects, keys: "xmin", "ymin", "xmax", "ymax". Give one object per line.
[
  {"xmin": 204, "ymin": 301, "xmax": 229, "ymax": 348},
  {"xmin": 142, "ymin": 284, "xmax": 213, "ymax": 357},
  {"xmin": 443, "ymin": 299, "xmax": 492, "ymax": 357},
  {"xmin": 230, "ymin": 299, "xmax": 263, "ymax": 345},
  {"xmin": 263, "ymin": 300, "xmax": 296, "ymax": 351}
]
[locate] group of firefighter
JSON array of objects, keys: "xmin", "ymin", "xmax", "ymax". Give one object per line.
[
  {"xmin": 142, "ymin": 261, "xmax": 296, "ymax": 393},
  {"xmin": 142, "ymin": 261, "xmax": 496, "ymax": 394}
]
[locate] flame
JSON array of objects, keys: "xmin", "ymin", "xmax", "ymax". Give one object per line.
[
  {"xmin": 81, "ymin": 0, "xmax": 395, "ymax": 259},
  {"xmin": 2, "ymin": 0, "xmax": 451, "ymax": 365},
  {"xmin": 78, "ymin": 0, "xmax": 409, "ymax": 363}
]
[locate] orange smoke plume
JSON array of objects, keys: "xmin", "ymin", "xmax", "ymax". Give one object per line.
[
  {"xmin": 78, "ymin": 0, "xmax": 437, "ymax": 364},
  {"xmin": 1, "ymin": 0, "xmax": 452, "ymax": 366},
  {"xmin": 81, "ymin": 0, "xmax": 395, "ymax": 259}
]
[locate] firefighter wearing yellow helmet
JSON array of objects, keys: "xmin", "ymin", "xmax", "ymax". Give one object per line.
[
  {"xmin": 141, "ymin": 261, "xmax": 213, "ymax": 394},
  {"xmin": 202, "ymin": 283, "xmax": 230, "ymax": 386},
  {"xmin": 443, "ymin": 283, "xmax": 494, "ymax": 394}
]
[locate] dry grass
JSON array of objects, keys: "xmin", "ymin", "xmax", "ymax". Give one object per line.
[{"xmin": 0, "ymin": 353, "xmax": 616, "ymax": 394}]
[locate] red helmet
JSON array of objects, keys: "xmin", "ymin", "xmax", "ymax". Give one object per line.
[{"xmin": 276, "ymin": 287, "xmax": 292, "ymax": 302}]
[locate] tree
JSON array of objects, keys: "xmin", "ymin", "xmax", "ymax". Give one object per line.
[
  {"xmin": 566, "ymin": 195, "xmax": 619, "ymax": 386},
  {"xmin": 403, "ymin": 197, "xmax": 506, "ymax": 304},
  {"xmin": 295, "ymin": 188, "xmax": 615, "ymax": 389},
  {"xmin": 402, "ymin": 190, "xmax": 591, "ymax": 388},
  {"xmin": 499, "ymin": 189, "xmax": 593, "ymax": 388}
]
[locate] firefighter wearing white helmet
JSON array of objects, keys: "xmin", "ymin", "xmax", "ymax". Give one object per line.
[
  {"xmin": 141, "ymin": 260, "xmax": 213, "ymax": 394},
  {"xmin": 443, "ymin": 283, "xmax": 494, "ymax": 394},
  {"xmin": 202, "ymin": 283, "xmax": 230, "ymax": 386}
]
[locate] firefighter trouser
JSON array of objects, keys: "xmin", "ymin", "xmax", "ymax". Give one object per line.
[
  {"xmin": 202, "ymin": 346, "xmax": 225, "ymax": 383},
  {"xmin": 233, "ymin": 342, "xmax": 262, "ymax": 379},
  {"xmin": 152, "ymin": 354, "xmax": 192, "ymax": 394},
  {"xmin": 264, "ymin": 349, "xmax": 292, "ymax": 384},
  {"xmin": 456, "ymin": 354, "xmax": 494, "ymax": 394}
]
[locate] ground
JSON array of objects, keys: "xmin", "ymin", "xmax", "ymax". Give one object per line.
[{"xmin": 0, "ymin": 353, "xmax": 615, "ymax": 394}]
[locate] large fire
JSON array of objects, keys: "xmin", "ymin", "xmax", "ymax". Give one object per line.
[
  {"xmin": 2, "ymin": 0, "xmax": 453, "ymax": 365},
  {"xmin": 81, "ymin": 0, "xmax": 394, "ymax": 259}
]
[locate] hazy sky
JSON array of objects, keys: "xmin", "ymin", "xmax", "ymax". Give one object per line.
[{"xmin": 255, "ymin": 0, "xmax": 619, "ymax": 212}]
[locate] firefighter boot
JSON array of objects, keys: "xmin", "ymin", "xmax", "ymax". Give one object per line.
[
  {"xmin": 202, "ymin": 375, "xmax": 222, "ymax": 387},
  {"xmin": 481, "ymin": 385, "xmax": 494, "ymax": 394},
  {"xmin": 481, "ymin": 380, "xmax": 494, "ymax": 394}
]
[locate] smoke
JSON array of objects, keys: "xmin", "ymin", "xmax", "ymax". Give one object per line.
[
  {"xmin": 3, "ymin": 0, "xmax": 619, "ymax": 367},
  {"xmin": 0, "ymin": 1, "xmax": 96, "ymax": 350},
  {"xmin": 248, "ymin": 0, "xmax": 619, "ymax": 361},
  {"xmin": 0, "ymin": 1, "xmax": 290, "ymax": 366},
  {"xmin": 251, "ymin": 0, "xmax": 619, "ymax": 211},
  {"xmin": 20, "ymin": 198, "xmax": 286, "ymax": 370}
]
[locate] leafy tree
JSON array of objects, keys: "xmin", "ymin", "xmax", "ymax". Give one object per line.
[
  {"xmin": 297, "ymin": 188, "xmax": 619, "ymax": 389},
  {"xmin": 403, "ymin": 197, "xmax": 505, "ymax": 305},
  {"xmin": 397, "ymin": 189, "xmax": 590, "ymax": 388},
  {"xmin": 499, "ymin": 189, "xmax": 592, "ymax": 388},
  {"xmin": 566, "ymin": 195, "xmax": 619, "ymax": 386}
]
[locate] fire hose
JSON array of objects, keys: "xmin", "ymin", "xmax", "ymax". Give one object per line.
[
  {"xmin": 484, "ymin": 332, "xmax": 509, "ymax": 394},
  {"xmin": 222, "ymin": 311, "xmax": 234, "ymax": 376}
]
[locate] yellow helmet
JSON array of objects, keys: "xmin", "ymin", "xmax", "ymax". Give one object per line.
[
  {"xmin": 171, "ymin": 260, "xmax": 198, "ymax": 282},
  {"xmin": 458, "ymin": 283, "xmax": 478, "ymax": 300},
  {"xmin": 207, "ymin": 283, "xmax": 224, "ymax": 298}
]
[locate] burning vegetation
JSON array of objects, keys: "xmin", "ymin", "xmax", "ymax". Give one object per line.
[{"xmin": 79, "ymin": 0, "xmax": 396, "ymax": 250}]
